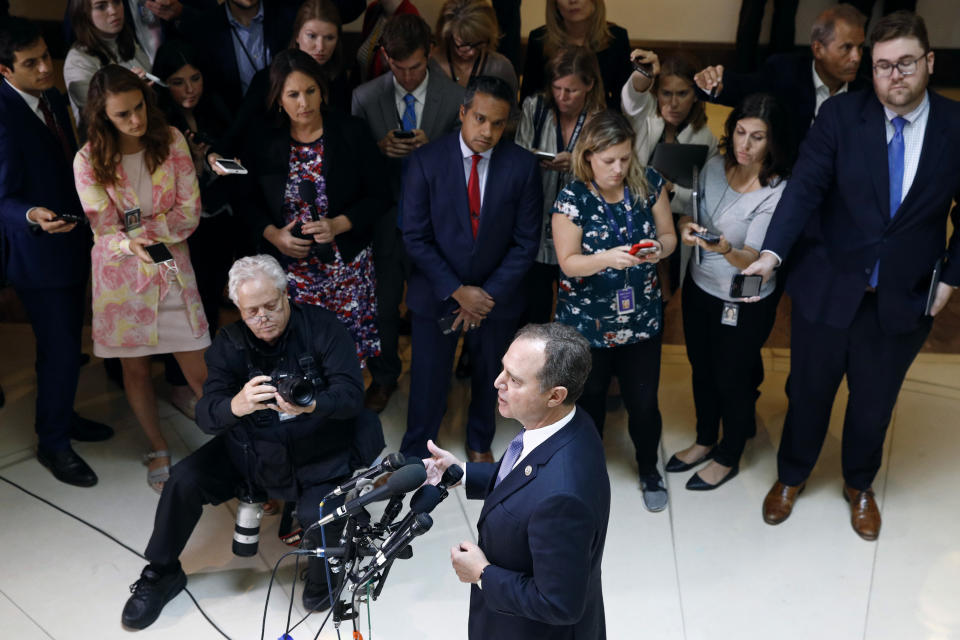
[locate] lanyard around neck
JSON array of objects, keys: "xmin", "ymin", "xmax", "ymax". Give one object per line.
[
  {"xmin": 591, "ymin": 182, "xmax": 633, "ymax": 244},
  {"xmin": 556, "ymin": 110, "xmax": 587, "ymax": 154}
]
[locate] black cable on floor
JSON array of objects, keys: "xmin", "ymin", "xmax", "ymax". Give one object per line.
[{"xmin": 0, "ymin": 473, "xmax": 232, "ymax": 640}]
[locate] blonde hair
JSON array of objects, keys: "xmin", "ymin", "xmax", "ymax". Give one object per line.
[
  {"xmin": 434, "ymin": 0, "xmax": 500, "ymax": 60},
  {"xmin": 571, "ymin": 111, "xmax": 648, "ymax": 200},
  {"xmin": 543, "ymin": 46, "xmax": 605, "ymax": 115},
  {"xmin": 544, "ymin": 0, "xmax": 611, "ymax": 57}
]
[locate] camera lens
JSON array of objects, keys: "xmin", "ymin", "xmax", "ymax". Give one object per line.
[
  {"xmin": 276, "ymin": 375, "xmax": 315, "ymax": 407},
  {"xmin": 233, "ymin": 499, "xmax": 263, "ymax": 557}
]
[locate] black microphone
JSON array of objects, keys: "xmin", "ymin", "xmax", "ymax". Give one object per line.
[
  {"xmin": 297, "ymin": 179, "xmax": 334, "ymax": 261},
  {"xmin": 328, "ymin": 452, "xmax": 411, "ymax": 497},
  {"xmin": 354, "ymin": 513, "xmax": 433, "ymax": 586},
  {"xmin": 317, "ymin": 464, "xmax": 426, "ymax": 526},
  {"xmin": 387, "ymin": 463, "xmax": 462, "ymax": 534}
]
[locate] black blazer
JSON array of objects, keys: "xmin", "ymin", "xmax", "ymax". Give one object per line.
[
  {"xmin": 0, "ymin": 82, "xmax": 90, "ymax": 290},
  {"xmin": 520, "ymin": 24, "xmax": 632, "ymax": 112},
  {"xmin": 763, "ymin": 89, "xmax": 960, "ymax": 335},
  {"xmin": 464, "ymin": 409, "xmax": 610, "ymax": 639},
  {"xmin": 716, "ymin": 52, "xmax": 869, "ymax": 156},
  {"xmin": 179, "ymin": 1, "xmax": 296, "ymax": 110},
  {"xmin": 239, "ymin": 109, "xmax": 391, "ymax": 263}
]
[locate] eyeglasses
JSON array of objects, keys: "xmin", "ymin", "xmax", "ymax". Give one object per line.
[
  {"xmin": 240, "ymin": 294, "xmax": 285, "ymax": 324},
  {"xmin": 452, "ymin": 38, "xmax": 485, "ymax": 51},
  {"xmin": 872, "ymin": 53, "xmax": 928, "ymax": 78}
]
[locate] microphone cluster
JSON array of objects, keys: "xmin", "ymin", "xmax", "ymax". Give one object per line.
[{"xmin": 302, "ymin": 452, "xmax": 464, "ymax": 622}]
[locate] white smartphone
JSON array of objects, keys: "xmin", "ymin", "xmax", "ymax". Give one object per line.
[
  {"xmin": 214, "ymin": 158, "xmax": 249, "ymax": 175},
  {"xmin": 533, "ymin": 150, "xmax": 557, "ymax": 160}
]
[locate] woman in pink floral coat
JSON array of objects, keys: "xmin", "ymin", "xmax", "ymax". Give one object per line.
[{"xmin": 74, "ymin": 65, "xmax": 209, "ymax": 492}]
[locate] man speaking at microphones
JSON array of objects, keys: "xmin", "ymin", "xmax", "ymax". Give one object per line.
[{"xmin": 424, "ymin": 323, "xmax": 611, "ymax": 639}]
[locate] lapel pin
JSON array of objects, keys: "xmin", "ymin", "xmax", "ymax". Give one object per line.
[{"xmin": 524, "ymin": 465, "xmax": 532, "ymax": 476}]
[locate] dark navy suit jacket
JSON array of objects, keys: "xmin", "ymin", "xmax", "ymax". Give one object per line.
[
  {"xmin": 762, "ymin": 89, "xmax": 960, "ymax": 335},
  {"xmin": 0, "ymin": 81, "xmax": 89, "ymax": 290},
  {"xmin": 402, "ymin": 132, "xmax": 542, "ymax": 319},
  {"xmin": 464, "ymin": 408, "xmax": 610, "ymax": 639}
]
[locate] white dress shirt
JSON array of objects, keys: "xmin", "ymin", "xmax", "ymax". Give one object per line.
[
  {"xmin": 811, "ymin": 61, "xmax": 848, "ymax": 122},
  {"xmin": 507, "ymin": 407, "xmax": 577, "ymax": 472},
  {"xmin": 459, "ymin": 133, "xmax": 493, "ymax": 207},
  {"xmin": 392, "ymin": 71, "xmax": 429, "ymax": 129},
  {"xmin": 883, "ymin": 90, "xmax": 929, "ymax": 207}
]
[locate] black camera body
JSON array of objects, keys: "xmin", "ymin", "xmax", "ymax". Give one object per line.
[{"xmin": 270, "ymin": 372, "xmax": 316, "ymax": 407}]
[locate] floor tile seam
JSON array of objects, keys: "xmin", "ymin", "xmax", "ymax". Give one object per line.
[
  {"xmin": 660, "ymin": 439, "xmax": 688, "ymax": 640},
  {"xmin": 0, "ymin": 448, "xmax": 36, "ymax": 472},
  {"xmin": 0, "ymin": 585, "xmax": 57, "ymax": 639}
]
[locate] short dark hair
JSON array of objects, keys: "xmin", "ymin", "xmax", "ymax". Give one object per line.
[
  {"xmin": 0, "ymin": 16, "xmax": 41, "ymax": 69},
  {"xmin": 810, "ymin": 4, "xmax": 866, "ymax": 45},
  {"xmin": 266, "ymin": 49, "xmax": 329, "ymax": 119},
  {"xmin": 514, "ymin": 323, "xmax": 591, "ymax": 405},
  {"xmin": 380, "ymin": 13, "xmax": 432, "ymax": 61},
  {"xmin": 720, "ymin": 93, "xmax": 794, "ymax": 186},
  {"xmin": 869, "ymin": 10, "xmax": 929, "ymax": 52},
  {"xmin": 463, "ymin": 74, "xmax": 514, "ymax": 110}
]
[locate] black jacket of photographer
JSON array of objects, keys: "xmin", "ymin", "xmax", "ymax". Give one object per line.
[
  {"xmin": 238, "ymin": 108, "xmax": 391, "ymax": 263},
  {"xmin": 195, "ymin": 302, "xmax": 366, "ymax": 500}
]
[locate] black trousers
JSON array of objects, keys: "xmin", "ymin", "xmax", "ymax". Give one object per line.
[
  {"xmin": 492, "ymin": 0, "xmax": 522, "ymax": 74},
  {"xmin": 144, "ymin": 436, "xmax": 346, "ymax": 582},
  {"xmin": 519, "ymin": 261, "xmax": 559, "ymax": 326},
  {"xmin": 735, "ymin": 0, "xmax": 800, "ymax": 71},
  {"xmin": 367, "ymin": 220, "xmax": 408, "ymax": 388},
  {"xmin": 402, "ymin": 314, "xmax": 517, "ymax": 458},
  {"xmin": 578, "ymin": 337, "xmax": 663, "ymax": 475},
  {"xmin": 778, "ymin": 293, "xmax": 930, "ymax": 490},
  {"xmin": 682, "ymin": 279, "xmax": 778, "ymax": 467},
  {"xmin": 16, "ymin": 284, "xmax": 86, "ymax": 453}
]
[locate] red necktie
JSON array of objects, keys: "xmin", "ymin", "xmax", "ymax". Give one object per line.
[
  {"xmin": 38, "ymin": 95, "xmax": 74, "ymax": 163},
  {"xmin": 467, "ymin": 154, "xmax": 481, "ymax": 238}
]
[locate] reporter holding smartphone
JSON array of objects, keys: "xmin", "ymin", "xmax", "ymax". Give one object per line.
[
  {"xmin": 552, "ymin": 111, "xmax": 676, "ymax": 512},
  {"xmin": 74, "ymin": 65, "xmax": 209, "ymax": 493},
  {"xmin": 515, "ymin": 45, "xmax": 604, "ymax": 323},
  {"xmin": 668, "ymin": 93, "xmax": 791, "ymax": 491}
]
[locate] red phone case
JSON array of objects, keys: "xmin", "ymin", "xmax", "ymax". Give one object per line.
[{"xmin": 629, "ymin": 241, "xmax": 656, "ymax": 255}]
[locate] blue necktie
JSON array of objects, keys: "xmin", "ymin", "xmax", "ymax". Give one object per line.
[
  {"xmin": 494, "ymin": 429, "xmax": 525, "ymax": 487},
  {"xmin": 396, "ymin": 93, "xmax": 417, "ymax": 231},
  {"xmin": 869, "ymin": 116, "xmax": 908, "ymax": 288},
  {"xmin": 401, "ymin": 93, "xmax": 417, "ymax": 131}
]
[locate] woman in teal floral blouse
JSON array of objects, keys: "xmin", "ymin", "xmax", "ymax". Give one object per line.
[{"xmin": 551, "ymin": 110, "xmax": 676, "ymax": 512}]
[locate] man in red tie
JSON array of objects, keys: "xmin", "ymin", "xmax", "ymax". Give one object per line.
[{"xmin": 401, "ymin": 75, "xmax": 542, "ymax": 461}]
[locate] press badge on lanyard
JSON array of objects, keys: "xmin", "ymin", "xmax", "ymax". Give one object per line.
[{"xmin": 593, "ymin": 182, "xmax": 637, "ymax": 315}]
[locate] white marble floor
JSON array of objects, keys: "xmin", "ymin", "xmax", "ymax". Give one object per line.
[{"xmin": 1, "ymin": 323, "xmax": 959, "ymax": 640}]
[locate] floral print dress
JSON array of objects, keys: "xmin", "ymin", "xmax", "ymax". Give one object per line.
[
  {"xmin": 282, "ymin": 138, "xmax": 380, "ymax": 363},
  {"xmin": 552, "ymin": 169, "xmax": 666, "ymax": 349}
]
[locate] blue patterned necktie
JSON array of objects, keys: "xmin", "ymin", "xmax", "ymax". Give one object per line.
[
  {"xmin": 494, "ymin": 429, "xmax": 525, "ymax": 487},
  {"xmin": 869, "ymin": 115, "xmax": 908, "ymax": 288},
  {"xmin": 401, "ymin": 93, "xmax": 417, "ymax": 131}
]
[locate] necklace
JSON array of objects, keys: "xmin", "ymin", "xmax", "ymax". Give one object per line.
[{"xmin": 712, "ymin": 168, "xmax": 759, "ymax": 221}]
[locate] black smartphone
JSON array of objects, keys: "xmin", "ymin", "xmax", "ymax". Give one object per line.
[
  {"xmin": 438, "ymin": 313, "xmax": 457, "ymax": 335},
  {"xmin": 632, "ymin": 58, "xmax": 654, "ymax": 78},
  {"xmin": 144, "ymin": 243, "xmax": 175, "ymax": 264},
  {"xmin": 55, "ymin": 212, "xmax": 87, "ymax": 225},
  {"xmin": 729, "ymin": 274, "xmax": 763, "ymax": 298},
  {"xmin": 692, "ymin": 230, "xmax": 721, "ymax": 244},
  {"xmin": 393, "ymin": 130, "xmax": 416, "ymax": 139}
]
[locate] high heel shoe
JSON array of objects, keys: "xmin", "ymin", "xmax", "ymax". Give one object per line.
[
  {"xmin": 686, "ymin": 464, "xmax": 739, "ymax": 491},
  {"xmin": 665, "ymin": 447, "xmax": 715, "ymax": 472}
]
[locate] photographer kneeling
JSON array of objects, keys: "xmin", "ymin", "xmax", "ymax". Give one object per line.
[{"xmin": 122, "ymin": 255, "xmax": 379, "ymax": 630}]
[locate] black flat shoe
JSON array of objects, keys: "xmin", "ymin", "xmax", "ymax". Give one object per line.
[
  {"xmin": 36, "ymin": 446, "xmax": 98, "ymax": 487},
  {"xmin": 665, "ymin": 447, "xmax": 715, "ymax": 473},
  {"xmin": 121, "ymin": 566, "xmax": 187, "ymax": 630},
  {"xmin": 70, "ymin": 413, "xmax": 115, "ymax": 442},
  {"xmin": 686, "ymin": 465, "xmax": 739, "ymax": 491}
]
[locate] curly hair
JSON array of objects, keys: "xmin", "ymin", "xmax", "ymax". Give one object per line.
[{"xmin": 85, "ymin": 65, "xmax": 171, "ymax": 186}]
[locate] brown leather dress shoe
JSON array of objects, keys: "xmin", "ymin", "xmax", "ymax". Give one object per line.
[
  {"xmin": 364, "ymin": 382, "xmax": 397, "ymax": 413},
  {"xmin": 762, "ymin": 481, "xmax": 805, "ymax": 525},
  {"xmin": 843, "ymin": 485, "xmax": 881, "ymax": 541},
  {"xmin": 466, "ymin": 448, "xmax": 494, "ymax": 463}
]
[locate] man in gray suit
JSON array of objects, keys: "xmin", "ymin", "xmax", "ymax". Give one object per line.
[{"xmin": 352, "ymin": 13, "xmax": 465, "ymax": 413}]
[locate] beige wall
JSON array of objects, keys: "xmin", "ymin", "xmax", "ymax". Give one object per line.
[
  {"xmin": 13, "ymin": 0, "xmax": 959, "ymax": 47},
  {"xmin": 403, "ymin": 0, "xmax": 960, "ymax": 48}
]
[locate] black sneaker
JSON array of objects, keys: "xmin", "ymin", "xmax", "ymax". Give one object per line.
[
  {"xmin": 121, "ymin": 566, "xmax": 187, "ymax": 629},
  {"xmin": 639, "ymin": 472, "xmax": 668, "ymax": 512}
]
